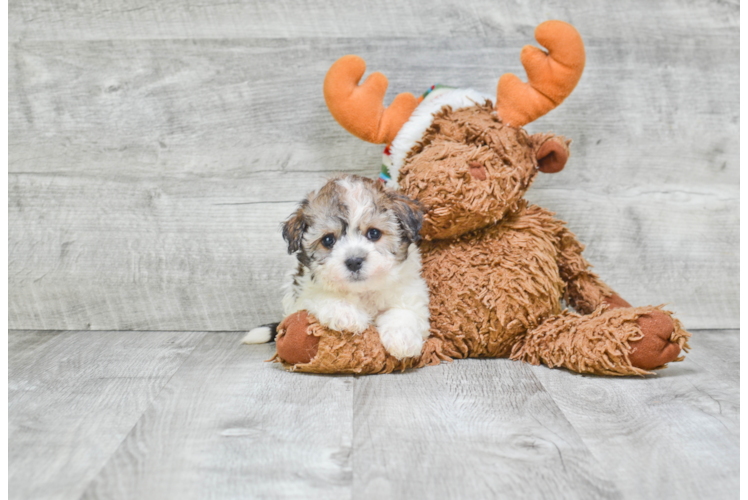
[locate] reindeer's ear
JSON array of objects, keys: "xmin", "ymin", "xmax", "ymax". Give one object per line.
[
  {"xmin": 386, "ymin": 191, "xmax": 424, "ymax": 244},
  {"xmin": 532, "ymin": 134, "xmax": 570, "ymax": 173},
  {"xmin": 282, "ymin": 201, "xmax": 309, "ymax": 254}
]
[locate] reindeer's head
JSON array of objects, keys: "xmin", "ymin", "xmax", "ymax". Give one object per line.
[{"xmin": 324, "ymin": 21, "xmax": 584, "ymax": 240}]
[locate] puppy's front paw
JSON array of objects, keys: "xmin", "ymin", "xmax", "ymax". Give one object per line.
[
  {"xmin": 314, "ymin": 301, "xmax": 371, "ymax": 334},
  {"xmin": 375, "ymin": 308, "xmax": 429, "ymax": 360},
  {"xmin": 377, "ymin": 324, "xmax": 424, "ymax": 360}
]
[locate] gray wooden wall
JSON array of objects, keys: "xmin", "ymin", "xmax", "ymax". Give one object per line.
[{"xmin": 9, "ymin": 0, "xmax": 738, "ymax": 331}]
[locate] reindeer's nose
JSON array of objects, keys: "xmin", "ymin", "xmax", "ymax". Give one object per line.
[{"xmin": 469, "ymin": 162, "xmax": 487, "ymax": 180}]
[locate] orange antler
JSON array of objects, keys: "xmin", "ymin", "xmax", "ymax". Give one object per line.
[
  {"xmin": 324, "ymin": 55, "xmax": 418, "ymax": 144},
  {"xmin": 496, "ymin": 21, "xmax": 585, "ymax": 127}
]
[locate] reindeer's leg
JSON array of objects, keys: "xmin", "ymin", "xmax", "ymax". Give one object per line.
[
  {"xmin": 273, "ymin": 311, "xmax": 449, "ymax": 374},
  {"xmin": 511, "ymin": 306, "xmax": 690, "ymax": 375},
  {"xmin": 545, "ymin": 226, "xmax": 691, "ymax": 372}
]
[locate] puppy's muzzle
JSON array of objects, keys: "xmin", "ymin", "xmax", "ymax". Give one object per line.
[{"xmin": 345, "ymin": 257, "xmax": 364, "ymax": 272}]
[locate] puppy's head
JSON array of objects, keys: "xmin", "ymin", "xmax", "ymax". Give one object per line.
[{"xmin": 283, "ymin": 174, "xmax": 423, "ymax": 292}]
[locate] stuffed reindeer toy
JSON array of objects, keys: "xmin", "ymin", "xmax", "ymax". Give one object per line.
[{"xmin": 270, "ymin": 20, "xmax": 690, "ymax": 375}]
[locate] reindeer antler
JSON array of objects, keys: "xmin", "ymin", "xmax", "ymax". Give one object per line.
[
  {"xmin": 496, "ymin": 21, "xmax": 585, "ymax": 127},
  {"xmin": 324, "ymin": 55, "xmax": 418, "ymax": 144}
]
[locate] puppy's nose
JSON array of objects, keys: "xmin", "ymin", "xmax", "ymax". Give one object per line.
[{"xmin": 345, "ymin": 257, "xmax": 364, "ymax": 272}]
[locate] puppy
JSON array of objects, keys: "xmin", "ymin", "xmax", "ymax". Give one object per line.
[{"xmin": 242, "ymin": 174, "xmax": 430, "ymax": 360}]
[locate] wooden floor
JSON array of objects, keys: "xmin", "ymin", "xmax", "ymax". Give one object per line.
[{"xmin": 9, "ymin": 329, "xmax": 738, "ymax": 500}]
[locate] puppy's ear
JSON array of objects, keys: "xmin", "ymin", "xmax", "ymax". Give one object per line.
[
  {"xmin": 387, "ymin": 191, "xmax": 424, "ymax": 244},
  {"xmin": 282, "ymin": 201, "xmax": 309, "ymax": 254}
]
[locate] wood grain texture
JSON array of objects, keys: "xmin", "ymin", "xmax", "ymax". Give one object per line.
[
  {"xmin": 9, "ymin": 36, "xmax": 738, "ymax": 183},
  {"xmin": 9, "ymin": 0, "xmax": 738, "ymax": 41},
  {"xmin": 9, "ymin": 172, "xmax": 303, "ymax": 330},
  {"xmin": 352, "ymin": 359, "xmax": 621, "ymax": 499},
  {"xmin": 81, "ymin": 333, "xmax": 353, "ymax": 499},
  {"xmin": 8, "ymin": 1, "xmax": 738, "ymax": 331},
  {"xmin": 528, "ymin": 329, "xmax": 739, "ymax": 499},
  {"xmin": 8, "ymin": 329, "xmax": 206, "ymax": 500}
]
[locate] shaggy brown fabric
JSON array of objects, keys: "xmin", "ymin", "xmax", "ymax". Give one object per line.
[
  {"xmin": 510, "ymin": 305, "xmax": 691, "ymax": 376},
  {"xmin": 419, "ymin": 203, "xmax": 565, "ymax": 360}
]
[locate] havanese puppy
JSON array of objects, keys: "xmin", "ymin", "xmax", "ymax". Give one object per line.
[{"xmin": 242, "ymin": 174, "xmax": 430, "ymax": 360}]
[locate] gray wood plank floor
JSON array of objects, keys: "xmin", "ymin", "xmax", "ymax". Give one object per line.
[{"xmin": 9, "ymin": 329, "xmax": 739, "ymax": 500}]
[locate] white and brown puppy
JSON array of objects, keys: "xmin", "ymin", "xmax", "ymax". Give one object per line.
[{"xmin": 242, "ymin": 174, "xmax": 430, "ymax": 360}]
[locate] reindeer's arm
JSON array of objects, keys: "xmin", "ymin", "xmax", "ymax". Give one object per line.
[{"xmin": 555, "ymin": 225, "xmax": 626, "ymax": 314}]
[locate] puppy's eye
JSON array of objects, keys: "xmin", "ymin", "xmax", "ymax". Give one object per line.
[
  {"xmin": 366, "ymin": 228, "xmax": 382, "ymax": 241},
  {"xmin": 321, "ymin": 234, "xmax": 336, "ymax": 249}
]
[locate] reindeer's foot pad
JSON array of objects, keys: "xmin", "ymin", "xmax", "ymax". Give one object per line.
[
  {"xmin": 629, "ymin": 310, "xmax": 690, "ymax": 370},
  {"xmin": 274, "ymin": 311, "xmax": 320, "ymax": 365},
  {"xmin": 511, "ymin": 305, "xmax": 691, "ymax": 376},
  {"xmin": 272, "ymin": 311, "xmax": 451, "ymax": 374}
]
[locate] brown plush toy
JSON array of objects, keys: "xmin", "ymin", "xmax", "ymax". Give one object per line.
[{"xmin": 272, "ymin": 20, "xmax": 691, "ymax": 375}]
